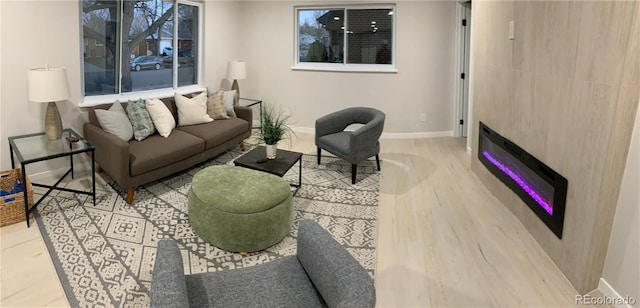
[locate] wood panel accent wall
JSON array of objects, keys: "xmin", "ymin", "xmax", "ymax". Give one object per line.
[{"xmin": 470, "ymin": 1, "xmax": 640, "ymax": 294}]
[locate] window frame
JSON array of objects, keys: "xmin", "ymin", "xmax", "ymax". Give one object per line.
[
  {"xmin": 293, "ymin": 4, "xmax": 397, "ymax": 73},
  {"xmin": 80, "ymin": 0, "xmax": 204, "ymax": 107}
]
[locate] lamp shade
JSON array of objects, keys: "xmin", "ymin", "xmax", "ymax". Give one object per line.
[
  {"xmin": 28, "ymin": 66, "xmax": 70, "ymax": 102},
  {"xmin": 226, "ymin": 60, "xmax": 246, "ymax": 80}
]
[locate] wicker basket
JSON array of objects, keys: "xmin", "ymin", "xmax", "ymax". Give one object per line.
[{"xmin": 1, "ymin": 169, "xmax": 34, "ymax": 227}]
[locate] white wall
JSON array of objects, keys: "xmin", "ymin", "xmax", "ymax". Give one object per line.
[
  {"xmin": 203, "ymin": 1, "xmax": 242, "ymax": 92},
  {"xmin": 601, "ymin": 102, "xmax": 640, "ymax": 306},
  {"xmin": 236, "ymin": 1, "xmax": 456, "ymax": 133},
  {"xmin": 0, "ymin": 0, "xmax": 455, "ymax": 171},
  {"xmin": 1, "ymin": 1, "xmax": 85, "ymax": 172}
]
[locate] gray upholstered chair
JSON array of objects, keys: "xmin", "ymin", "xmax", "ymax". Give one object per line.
[
  {"xmin": 315, "ymin": 107, "xmax": 385, "ymax": 184},
  {"xmin": 151, "ymin": 220, "xmax": 376, "ymax": 308}
]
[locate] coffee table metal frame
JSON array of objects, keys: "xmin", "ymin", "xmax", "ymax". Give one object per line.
[{"xmin": 233, "ymin": 146, "xmax": 302, "ymax": 195}]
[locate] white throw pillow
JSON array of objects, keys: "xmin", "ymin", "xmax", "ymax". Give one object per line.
[
  {"xmin": 95, "ymin": 101, "xmax": 133, "ymax": 142},
  {"xmin": 223, "ymin": 90, "xmax": 237, "ymax": 117},
  {"xmin": 145, "ymin": 98, "xmax": 176, "ymax": 138},
  {"xmin": 175, "ymin": 92, "xmax": 213, "ymax": 126}
]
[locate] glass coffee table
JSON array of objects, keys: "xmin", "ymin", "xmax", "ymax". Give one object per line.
[
  {"xmin": 233, "ymin": 146, "xmax": 302, "ymax": 195},
  {"xmin": 8, "ymin": 129, "xmax": 96, "ymax": 227}
]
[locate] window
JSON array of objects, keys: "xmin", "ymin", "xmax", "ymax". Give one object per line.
[
  {"xmin": 81, "ymin": 0, "xmax": 201, "ymax": 103},
  {"xmin": 295, "ymin": 5, "xmax": 395, "ymax": 72}
]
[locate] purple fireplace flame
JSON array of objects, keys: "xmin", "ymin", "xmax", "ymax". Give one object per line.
[
  {"xmin": 482, "ymin": 151, "xmax": 553, "ymax": 215},
  {"xmin": 478, "ymin": 122, "xmax": 567, "ymax": 238}
]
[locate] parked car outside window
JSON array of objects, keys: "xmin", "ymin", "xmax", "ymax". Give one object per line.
[
  {"xmin": 162, "ymin": 49, "xmax": 194, "ymax": 67},
  {"xmin": 162, "ymin": 46, "xmax": 173, "ymax": 56},
  {"xmin": 130, "ymin": 56, "xmax": 163, "ymax": 71}
]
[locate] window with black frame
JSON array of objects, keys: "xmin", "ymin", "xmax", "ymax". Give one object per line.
[{"xmin": 296, "ymin": 5, "xmax": 395, "ymax": 70}]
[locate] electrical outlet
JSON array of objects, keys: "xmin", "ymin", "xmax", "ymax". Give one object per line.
[{"xmin": 420, "ymin": 113, "xmax": 427, "ymax": 122}]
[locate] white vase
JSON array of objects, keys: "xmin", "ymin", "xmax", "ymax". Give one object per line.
[{"xmin": 265, "ymin": 144, "xmax": 277, "ymax": 159}]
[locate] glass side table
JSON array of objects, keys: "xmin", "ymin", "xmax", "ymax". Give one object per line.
[
  {"xmin": 238, "ymin": 97, "xmax": 263, "ymax": 128},
  {"xmin": 8, "ymin": 128, "xmax": 96, "ymax": 227}
]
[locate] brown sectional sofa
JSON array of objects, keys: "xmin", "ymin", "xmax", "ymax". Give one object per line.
[{"xmin": 84, "ymin": 97, "xmax": 252, "ymax": 204}]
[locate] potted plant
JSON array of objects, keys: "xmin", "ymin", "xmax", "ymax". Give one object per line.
[{"xmin": 258, "ymin": 105, "xmax": 293, "ymax": 159}]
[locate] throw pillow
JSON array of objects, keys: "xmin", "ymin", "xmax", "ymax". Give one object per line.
[
  {"xmin": 207, "ymin": 89, "xmax": 230, "ymax": 120},
  {"xmin": 94, "ymin": 101, "xmax": 133, "ymax": 142},
  {"xmin": 223, "ymin": 90, "xmax": 237, "ymax": 117},
  {"xmin": 145, "ymin": 98, "xmax": 176, "ymax": 138},
  {"xmin": 175, "ymin": 92, "xmax": 213, "ymax": 126},
  {"xmin": 126, "ymin": 98, "xmax": 156, "ymax": 141}
]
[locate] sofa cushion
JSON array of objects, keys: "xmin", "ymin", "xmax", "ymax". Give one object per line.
[
  {"xmin": 126, "ymin": 99, "xmax": 156, "ymax": 141},
  {"xmin": 176, "ymin": 117, "xmax": 248, "ymax": 150},
  {"xmin": 94, "ymin": 101, "xmax": 133, "ymax": 142},
  {"xmin": 129, "ymin": 130, "xmax": 204, "ymax": 176},
  {"xmin": 206, "ymin": 89, "xmax": 229, "ymax": 120},
  {"xmin": 175, "ymin": 92, "xmax": 213, "ymax": 126},
  {"xmin": 223, "ymin": 90, "xmax": 237, "ymax": 117},
  {"xmin": 185, "ymin": 256, "xmax": 324, "ymax": 308},
  {"xmin": 145, "ymin": 98, "xmax": 176, "ymax": 138}
]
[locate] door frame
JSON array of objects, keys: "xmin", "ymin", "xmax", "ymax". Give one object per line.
[{"xmin": 453, "ymin": 1, "xmax": 472, "ymax": 139}]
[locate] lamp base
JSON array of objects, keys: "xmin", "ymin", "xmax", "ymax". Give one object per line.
[
  {"xmin": 231, "ymin": 79, "xmax": 240, "ymax": 105},
  {"xmin": 45, "ymin": 101, "xmax": 62, "ymax": 140}
]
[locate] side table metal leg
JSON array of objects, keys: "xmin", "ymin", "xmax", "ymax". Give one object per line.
[
  {"xmin": 259, "ymin": 102, "xmax": 263, "ymax": 128},
  {"xmin": 92, "ymin": 150, "xmax": 96, "ymax": 206},
  {"xmin": 22, "ymin": 165, "xmax": 30, "ymax": 228},
  {"xmin": 10, "ymin": 144, "xmax": 15, "ymax": 169},
  {"xmin": 70, "ymin": 153, "xmax": 75, "ymax": 179},
  {"xmin": 298, "ymin": 158, "xmax": 302, "ymax": 189}
]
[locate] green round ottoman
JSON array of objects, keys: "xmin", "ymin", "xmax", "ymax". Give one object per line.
[{"xmin": 188, "ymin": 165, "xmax": 293, "ymax": 253}]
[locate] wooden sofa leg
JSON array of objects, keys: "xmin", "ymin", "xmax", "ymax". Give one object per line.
[
  {"xmin": 240, "ymin": 141, "xmax": 246, "ymax": 151},
  {"xmin": 96, "ymin": 165, "xmax": 103, "ymax": 173},
  {"xmin": 317, "ymin": 147, "xmax": 321, "ymax": 165},
  {"xmin": 376, "ymin": 154, "xmax": 381, "ymax": 171},
  {"xmin": 126, "ymin": 187, "xmax": 135, "ymax": 205}
]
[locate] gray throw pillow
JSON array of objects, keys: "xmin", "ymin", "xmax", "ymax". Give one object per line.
[
  {"xmin": 95, "ymin": 101, "xmax": 133, "ymax": 142},
  {"xmin": 126, "ymin": 98, "xmax": 156, "ymax": 141},
  {"xmin": 223, "ymin": 90, "xmax": 237, "ymax": 117}
]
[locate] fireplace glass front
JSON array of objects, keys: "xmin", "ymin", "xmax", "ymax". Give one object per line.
[{"xmin": 478, "ymin": 122, "xmax": 567, "ymax": 238}]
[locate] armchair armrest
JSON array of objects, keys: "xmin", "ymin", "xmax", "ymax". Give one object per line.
[
  {"xmin": 151, "ymin": 240, "xmax": 190, "ymax": 308},
  {"xmin": 296, "ymin": 220, "xmax": 375, "ymax": 308},
  {"xmin": 315, "ymin": 111, "xmax": 352, "ymax": 143},
  {"xmin": 351, "ymin": 114, "xmax": 385, "ymax": 154},
  {"xmin": 234, "ymin": 106, "xmax": 253, "ymax": 131},
  {"xmin": 83, "ymin": 123, "xmax": 131, "ymax": 187}
]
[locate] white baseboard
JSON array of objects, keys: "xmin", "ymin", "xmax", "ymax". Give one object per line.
[
  {"xmin": 27, "ymin": 161, "xmax": 94, "ymax": 181},
  {"xmin": 597, "ymin": 278, "xmax": 636, "ymax": 308},
  {"xmin": 291, "ymin": 126, "xmax": 454, "ymax": 139}
]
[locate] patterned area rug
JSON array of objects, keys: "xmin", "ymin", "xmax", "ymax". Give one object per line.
[{"xmin": 35, "ymin": 147, "xmax": 379, "ymax": 307}]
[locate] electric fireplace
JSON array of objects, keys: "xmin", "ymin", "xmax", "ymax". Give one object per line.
[{"xmin": 478, "ymin": 122, "xmax": 568, "ymax": 238}]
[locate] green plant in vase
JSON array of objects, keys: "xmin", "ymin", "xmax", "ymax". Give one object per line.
[{"xmin": 258, "ymin": 105, "xmax": 293, "ymax": 159}]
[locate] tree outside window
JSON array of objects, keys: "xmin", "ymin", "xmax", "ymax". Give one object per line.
[{"xmin": 82, "ymin": 0, "xmax": 199, "ymax": 97}]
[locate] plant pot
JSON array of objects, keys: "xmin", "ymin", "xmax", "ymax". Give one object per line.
[{"xmin": 265, "ymin": 144, "xmax": 277, "ymax": 159}]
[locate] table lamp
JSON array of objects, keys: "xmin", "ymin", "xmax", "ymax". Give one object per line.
[
  {"xmin": 28, "ymin": 66, "xmax": 70, "ymax": 140},
  {"xmin": 226, "ymin": 59, "xmax": 246, "ymax": 105}
]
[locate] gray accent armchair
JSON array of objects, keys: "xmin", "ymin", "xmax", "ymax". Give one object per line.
[
  {"xmin": 151, "ymin": 220, "xmax": 376, "ymax": 308},
  {"xmin": 315, "ymin": 107, "xmax": 385, "ymax": 184}
]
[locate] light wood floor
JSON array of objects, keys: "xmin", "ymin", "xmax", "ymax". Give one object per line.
[{"xmin": 1, "ymin": 134, "xmax": 598, "ymax": 307}]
